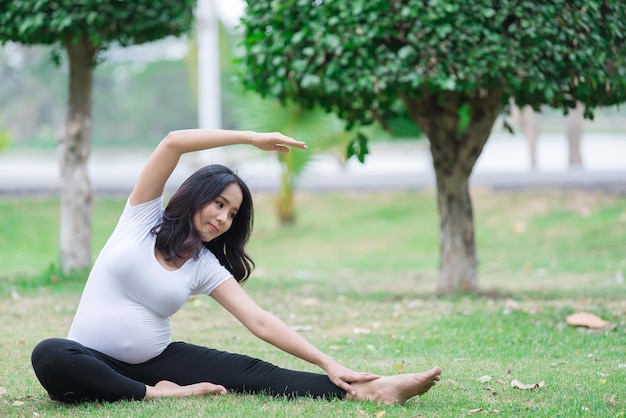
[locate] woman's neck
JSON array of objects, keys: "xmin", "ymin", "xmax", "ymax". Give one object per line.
[{"xmin": 154, "ymin": 247, "xmax": 189, "ymax": 271}]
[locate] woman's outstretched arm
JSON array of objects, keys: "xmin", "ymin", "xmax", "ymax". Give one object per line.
[
  {"xmin": 129, "ymin": 129, "xmax": 306, "ymax": 205},
  {"xmin": 211, "ymin": 278, "xmax": 380, "ymax": 396}
]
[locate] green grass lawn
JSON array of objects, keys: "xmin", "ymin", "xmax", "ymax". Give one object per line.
[{"xmin": 1, "ymin": 189, "xmax": 625, "ymax": 417}]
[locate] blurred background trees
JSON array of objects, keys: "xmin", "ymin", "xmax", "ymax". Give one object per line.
[
  {"xmin": 0, "ymin": 40, "xmax": 197, "ymax": 147},
  {"xmin": 510, "ymin": 100, "xmax": 585, "ymax": 170}
]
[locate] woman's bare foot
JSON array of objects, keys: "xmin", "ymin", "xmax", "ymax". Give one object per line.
[
  {"xmin": 348, "ymin": 366, "xmax": 442, "ymax": 404},
  {"xmin": 145, "ymin": 380, "xmax": 227, "ymax": 400}
]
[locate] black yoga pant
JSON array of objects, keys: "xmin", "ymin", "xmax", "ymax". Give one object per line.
[{"xmin": 31, "ymin": 338, "xmax": 345, "ymax": 404}]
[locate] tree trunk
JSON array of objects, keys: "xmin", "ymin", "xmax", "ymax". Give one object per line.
[
  {"xmin": 59, "ymin": 38, "xmax": 96, "ymax": 273},
  {"xmin": 509, "ymin": 100, "xmax": 541, "ymax": 170},
  {"xmin": 276, "ymin": 152, "xmax": 296, "ymax": 225},
  {"xmin": 519, "ymin": 105, "xmax": 541, "ymax": 171},
  {"xmin": 403, "ymin": 90, "xmax": 502, "ymax": 294},
  {"xmin": 566, "ymin": 102, "xmax": 584, "ymax": 170}
]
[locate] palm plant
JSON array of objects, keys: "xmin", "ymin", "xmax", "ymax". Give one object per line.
[
  {"xmin": 0, "ymin": 127, "xmax": 10, "ymax": 152},
  {"xmin": 225, "ymin": 87, "xmax": 354, "ymax": 224}
]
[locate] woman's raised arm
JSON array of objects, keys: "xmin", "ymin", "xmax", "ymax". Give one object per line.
[{"xmin": 129, "ymin": 129, "xmax": 306, "ymax": 205}]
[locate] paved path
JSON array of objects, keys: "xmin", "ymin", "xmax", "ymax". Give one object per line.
[{"xmin": 1, "ymin": 132, "xmax": 625, "ymax": 195}]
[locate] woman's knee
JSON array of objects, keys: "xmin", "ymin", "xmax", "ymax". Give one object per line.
[
  {"xmin": 31, "ymin": 338, "xmax": 91, "ymax": 402},
  {"xmin": 31, "ymin": 338, "xmax": 83, "ymax": 376}
]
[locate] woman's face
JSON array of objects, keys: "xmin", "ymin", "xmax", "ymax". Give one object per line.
[{"xmin": 193, "ymin": 183, "xmax": 243, "ymax": 242}]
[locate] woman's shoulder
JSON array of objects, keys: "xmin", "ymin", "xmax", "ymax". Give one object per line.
[
  {"xmin": 197, "ymin": 246, "xmax": 219, "ymax": 263},
  {"xmin": 190, "ymin": 249, "xmax": 233, "ymax": 295},
  {"xmin": 120, "ymin": 195, "xmax": 164, "ymax": 226}
]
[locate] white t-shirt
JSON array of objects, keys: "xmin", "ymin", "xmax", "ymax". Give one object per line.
[{"xmin": 67, "ymin": 196, "xmax": 232, "ymax": 364}]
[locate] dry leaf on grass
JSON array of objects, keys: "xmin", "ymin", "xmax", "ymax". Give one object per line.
[
  {"xmin": 290, "ymin": 325, "xmax": 313, "ymax": 332},
  {"xmin": 0, "ymin": 386, "xmax": 7, "ymax": 397},
  {"xmin": 300, "ymin": 297, "xmax": 319, "ymax": 307},
  {"xmin": 468, "ymin": 408, "xmax": 500, "ymax": 414},
  {"xmin": 511, "ymin": 379, "xmax": 545, "ymax": 390},
  {"xmin": 566, "ymin": 312, "xmax": 609, "ymax": 329}
]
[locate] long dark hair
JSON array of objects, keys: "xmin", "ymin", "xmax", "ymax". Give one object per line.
[{"xmin": 152, "ymin": 164, "xmax": 255, "ymax": 283}]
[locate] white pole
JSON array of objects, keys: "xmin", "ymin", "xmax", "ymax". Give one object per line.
[{"xmin": 196, "ymin": 0, "xmax": 222, "ymax": 163}]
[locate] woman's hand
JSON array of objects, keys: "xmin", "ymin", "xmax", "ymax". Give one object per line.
[
  {"xmin": 324, "ymin": 361, "xmax": 380, "ymax": 396},
  {"xmin": 250, "ymin": 131, "xmax": 307, "ymax": 153}
]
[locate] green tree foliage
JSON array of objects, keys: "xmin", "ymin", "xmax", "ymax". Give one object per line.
[
  {"xmin": 0, "ymin": 0, "xmax": 197, "ymax": 273},
  {"xmin": 240, "ymin": 0, "xmax": 626, "ymax": 294},
  {"xmin": 0, "ymin": 1, "xmax": 195, "ymax": 47}
]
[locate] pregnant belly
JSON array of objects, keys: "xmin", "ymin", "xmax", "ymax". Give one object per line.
[{"xmin": 69, "ymin": 305, "xmax": 172, "ymax": 364}]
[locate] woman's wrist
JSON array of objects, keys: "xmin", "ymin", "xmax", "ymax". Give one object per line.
[
  {"xmin": 242, "ymin": 130, "xmax": 257, "ymax": 145},
  {"xmin": 317, "ymin": 354, "xmax": 339, "ymax": 372}
]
